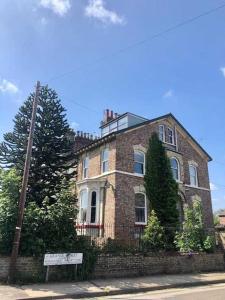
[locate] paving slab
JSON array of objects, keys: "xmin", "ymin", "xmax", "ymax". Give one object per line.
[{"xmin": 0, "ymin": 272, "xmax": 225, "ymax": 300}]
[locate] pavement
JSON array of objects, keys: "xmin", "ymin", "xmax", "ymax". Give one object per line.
[
  {"xmin": 1, "ymin": 272, "xmax": 225, "ymax": 300},
  {"xmin": 74, "ymin": 283, "xmax": 225, "ymax": 300}
]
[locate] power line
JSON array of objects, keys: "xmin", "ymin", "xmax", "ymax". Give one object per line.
[{"xmin": 48, "ymin": 2, "xmax": 225, "ymax": 83}]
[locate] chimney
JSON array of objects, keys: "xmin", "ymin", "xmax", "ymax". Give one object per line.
[{"xmin": 102, "ymin": 108, "xmax": 117, "ymax": 125}]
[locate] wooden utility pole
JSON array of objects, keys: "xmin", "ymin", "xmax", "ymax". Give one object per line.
[{"xmin": 8, "ymin": 81, "xmax": 40, "ymax": 283}]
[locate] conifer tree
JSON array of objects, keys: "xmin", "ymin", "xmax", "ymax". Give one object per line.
[
  {"xmin": 0, "ymin": 86, "xmax": 76, "ymax": 206},
  {"xmin": 144, "ymin": 132, "xmax": 179, "ymax": 247},
  {"xmin": 142, "ymin": 210, "xmax": 165, "ymax": 251}
]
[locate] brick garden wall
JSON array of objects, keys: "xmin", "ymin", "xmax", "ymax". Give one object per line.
[
  {"xmin": 0, "ymin": 256, "xmax": 44, "ymax": 282},
  {"xmin": 93, "ymin": 253, "xmax": 225, "ymax": 279},
  {"xmin": 0, "ymin": 253, "xmax": 224, "ymax": 282}
]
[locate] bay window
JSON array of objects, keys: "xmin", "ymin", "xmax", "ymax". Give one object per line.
[{"xmin": 80, "ymin": 189, "xmax": 88, "ymax": 223}]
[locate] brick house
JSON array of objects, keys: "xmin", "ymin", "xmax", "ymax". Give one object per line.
[{"xmin": 75, "ymin": 110, "xmax": 214, "ymax": 241}]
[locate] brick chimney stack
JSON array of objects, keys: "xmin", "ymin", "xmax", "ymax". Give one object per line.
[
  {"xmin": 74, "ymin": 131, "xmax": 99, "ymax": 152},
  {"xmin": 102, "ymin": 109, "xmax": 119, "ymax": 126}
]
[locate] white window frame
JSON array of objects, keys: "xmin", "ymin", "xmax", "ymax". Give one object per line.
[
  {"xmin": 90, "ymin": 190, "xmax": 97, "ymax": 224},
  {"xmin": 135, "ymin": 192, "xmax": 147, "ymax": 225},
  {"xmin": 134, "ymin": 150, "xmax": 145, "ymax": 176},
  {"xmin": 79, "ymin": 189, "xmax": 88, "ymax": 224},
  {"xmin": 170, "ymin": 157, "xmax": 180, "ymax": 182},
  {"xmin": 189, "ymin": 164, "xmax": 198, "ymax": 187},
  {"xmin": 167, "ymin": 127, "xmax": 175, "ymax": 145},
  {"xmin": 158, "ymin": 125, "xmax": 165, "ymax": 142},
  {"xmin": 82, "ymin": 157, "xmax": 89, "ymax": 179},
  {"xmin": 101, "ymin": 148, "xmax": 109, "ymax": 173}
]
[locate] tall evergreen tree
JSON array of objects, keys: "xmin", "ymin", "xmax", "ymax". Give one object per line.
[
  {"xmin": 144, "ymin": 132, "xmax": 179, "ymax": 247},
  {"xmin": 0, "ymin": 86, "xmax": 76, "ymax": 206}
]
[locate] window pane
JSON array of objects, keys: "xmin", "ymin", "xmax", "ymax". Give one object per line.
[
  {"xmin": 102, "ymin": 149, "xmax": 109, "ymax": 161},
  {"xmin": 168, "ymin": 128, "xmax": 174, "ymax": 144},
  {"xmin": 109, "ymin": 122, "xmax": 117, "ymax": 132},
  {"xmin": 135, "ymin": 193, "xmax": 146, "ymax": 223},
  {"xmin": 189, "ymin": 165, "xmax": 197, "ymax": 186},
  {"xmin": 102, "ymin": 126, "xmax": 109, "ymax": 136},
  {"xmin": 134, "ymin": 152, "xmax": 144, "ymax": 163},
  {"xmin": 172, "ymin": 168, "xmax": 178, "ymax": 180},
  {"xmin": 135, "ymin": 208, "xmax": 145, "ymax": 223},
  {"xmin": 80, "ymin": 190, "xmax": 88, "ymax": 222},
  {"xmin": 83, "ymin": 157, "xmax": 89, "ymax": 178},
  {"xmin": 170, "ymin": 158, "xmax": 179, "ymax": 181},
  {"xmin": 91, "ymin": 207, "xmax": 96, "ymax": 223},
  {"xmin": 135, "ymin": 193, "xmax": 145, "ymax": 206},
  {"xmin": 91, "ymin": 191, "xmax": 96, "ymax": 206},
  {"xmin": 134, "ymin": 162, "xmax": 143, "ymax": 174},
  {"xmin": 103, "ymin": 161, "xmax": 109, "ymax": 173},
  {"xmin": 118, "ymin": 117, "xmax": 128, "ymax": 126},
  {"xmin": 159, "ymin": 125, "xmax": 164, "ymax": 141}
]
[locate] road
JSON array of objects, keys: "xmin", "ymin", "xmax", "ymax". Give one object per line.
[{"xmin": 66, "ymin": 283, "xmax": 225, "ymax": 300}]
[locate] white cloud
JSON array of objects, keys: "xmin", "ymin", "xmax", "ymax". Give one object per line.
[
  {"xmin": 0, "ymin": 79, "xmax": 19, "ymax": 94},
  {"xmin": 163, "ymin": 89, "xmax": 173, "ymax": 99},
  {"xmin": 210, "ymin": 182, "xmax": 218, "ymax": 191},
  {"xmin": 85, "ymin": 0, "xmax": 125, "ymax": 25},
  {"xmin": 39, "ymin": 0, "xmax": 71, "ymax": 16},
  {"xmin": 220, "ymin": 67, "xmax": 225, "ymax": 78}
]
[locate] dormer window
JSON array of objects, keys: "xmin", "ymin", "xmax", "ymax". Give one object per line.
[
  {"xmin": 159, "ymin": 125, "xmax": 165, "ymax": 142},
  {"xmin": 168, "ymin": 127, "xmax": 175, "ymax": 144}
]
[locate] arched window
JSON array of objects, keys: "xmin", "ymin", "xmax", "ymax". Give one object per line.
[
  {"xmin": 134, "ymin": 151, "xmax": 145, "ymax": 175},
  {"xmin": 189, "ymin": 165, "xmax": 198, "ymax": 186},
  {"xmin": 90, "ymin": 191, "xmax": 97, "ymax": 224},
  {"xmin": 135, "ymin": 193, "xmax": 147, "ymax": 224},
  {"xmin": 170, "ymin": 157, "xmax": 180, "ymax": 181},
  {"xmin": 80, "ymin": 189, "xmax": 88, "ymax": 223}
]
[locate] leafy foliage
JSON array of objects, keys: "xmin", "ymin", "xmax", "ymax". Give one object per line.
[
  {"xmin": 0, "ymin": 168, "xmax": 78, "ymax": 256},
  {"xmin": 0, "ymin": 168, "xmax": 20, "ymax": 254},
  {"xmin": 144, "ymin": 133, "xmax": 179, "ymax": 248},
  {"xmin": 0, "ymin": 86, "xmax": 76, "ymax": 206},
  {"xmin": 142, "ymin": 210, "xmax": 165, "ymax": 251},
  {"xmin": 175, "ymin": 199, "xmax": 214, "ymax": 253},
  {"xmin": 213, "ymin": 214, "xmax": 220, "ymax": 226}
]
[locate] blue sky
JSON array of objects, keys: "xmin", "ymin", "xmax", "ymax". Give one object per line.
[{"xmin": 0, "ymin": 0, "xmax": 225, "ymax": 211}]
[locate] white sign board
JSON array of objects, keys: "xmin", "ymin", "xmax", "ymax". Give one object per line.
[{"xmin": 44, "ymin": 253, "xmax": 83, "ymax": 266}]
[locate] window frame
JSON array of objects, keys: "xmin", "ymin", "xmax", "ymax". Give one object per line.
[
  {"xmin": 170, "ymin": 157, "xmax": 180, "ymax": 182},
  {"xmin": 134, "ymin": 150, "xmax": 145, "ymax": 176},
  {"xmin": 79, "ymin": 189, "xmax": 88, "ymax": 224},
  {"xmin": 90, "ymin": 190, "xmax": 97, "ymax": 224},
  {"xmin": 101, "ymin": 148, "xmax": 109, "ymax": 174},
  {"xmin": 134, "ymin": 192, "xmax": 147, "ymax": 225},
  {"xmin": 189, "ymin": 164, "xmax": 198, "ymax": 187},
  {"xmin": 167, "ymin": 127, "xmax": 175, "ymax": 145},
  {"xmin": 158, "ymin": 125, "xmax": 165, "ymax": 142},
  {"xmin": 82, "ymin": 156, "xmax": 89, "ymax": 179}
]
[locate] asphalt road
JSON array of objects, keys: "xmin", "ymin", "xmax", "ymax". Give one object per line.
[{"xmin": 69, "ymin": 283, "xmax": 225, "ymax": 300}]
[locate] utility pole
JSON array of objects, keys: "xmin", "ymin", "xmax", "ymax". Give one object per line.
[{"xmin": 8, "ymin": 81, "xmax": 40, "ymax": 283}]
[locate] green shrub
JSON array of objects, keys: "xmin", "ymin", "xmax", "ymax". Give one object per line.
[
  {"xmin": 175, "ymin": 199, "xmax": 215, "ymax": 253},
  {"xmin": 142, "ymin": 210, "xmax": 166, "ymax": 251}
]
